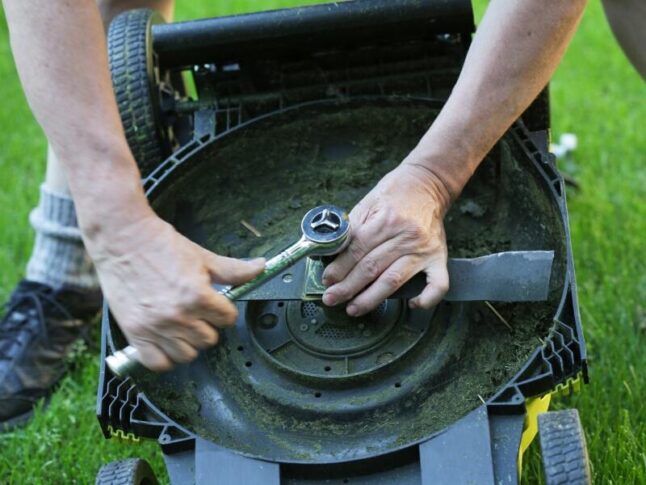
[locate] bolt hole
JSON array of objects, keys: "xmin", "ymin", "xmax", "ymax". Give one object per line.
[
  {"xmin": 282, "ymin": 273, "xmax": 293, "ymax": 283},
  {"xmin": 394, "ymin": 382, "xmax": 402, "ymax": 388},
  {"xmin": 314, "ymin": 392, "xmax": 322, "ymax": 398},
  {"xmin": 245, "ymin": 361, "xmax": 253, "ymax": 368},
  {"xmin": 278, "ymin": 302, "xmax": 285, "ymax": 307},
  {"xmin": 237, "ymin": 346, "xmax": 244, "ymax": 352},
  {"xmin": 324, "ymin": 366, "xmax": 332, "ymax": 372}
]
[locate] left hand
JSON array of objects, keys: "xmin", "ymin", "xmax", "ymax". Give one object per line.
[{"xmin": 322, "ymin": 163, "xmax": 451, "ymax": 316}]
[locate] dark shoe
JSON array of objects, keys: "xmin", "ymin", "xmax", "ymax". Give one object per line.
[{"xmin": 0, "ymin": 280, "xmax": 101, "ymax": 430}]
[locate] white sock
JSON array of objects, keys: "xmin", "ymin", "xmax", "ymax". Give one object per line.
[{"xmin": 26, "ymin": 185, "xmax": 99, "ymax": 291}]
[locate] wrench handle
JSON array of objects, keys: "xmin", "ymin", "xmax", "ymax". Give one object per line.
[{"xmin": 223, "ymin": 238, "xmax": 315, "ymax": 300}]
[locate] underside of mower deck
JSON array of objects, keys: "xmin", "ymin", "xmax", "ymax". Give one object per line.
[{"xmin": 97, "ymin": 1, "xmax": 590, "ymax": 484}]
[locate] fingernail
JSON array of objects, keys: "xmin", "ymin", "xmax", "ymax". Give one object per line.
[
  {"xmin": 409, "ymin": 299, "xmax": 418, "ymax": 309},
  {"xmin": 252, "ymin": 257, "xmax": 267, "ymax": 268},
  {"xmin": 346, "ymin": 305, "xmax": 358, "ymax": 316},
  {"xmin": 323, "ymin": 293, "xmax": 336, "ymax": 306}
]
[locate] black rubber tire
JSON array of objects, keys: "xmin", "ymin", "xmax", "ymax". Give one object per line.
[
  {"xmin": 538, "ymin": 409, "xmax": 592, "ymax": 485},
  {"xmin": 95, "ymin": 458, "xmax": 158, "ymax": 485},
  {"xmin": 108, "ymin": 9, "xmax": 169, "ymax": 177}
]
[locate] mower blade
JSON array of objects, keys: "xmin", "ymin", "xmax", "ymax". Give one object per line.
[
  {"xmin": 406, "ymin": 250, "xmax": 554, "ymax": 302},
  {"xmin": 218, "ymin": 250, "xmax": 554, "ymax": 303}
]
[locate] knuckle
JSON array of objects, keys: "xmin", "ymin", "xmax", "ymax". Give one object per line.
[
  {"xmin": 182, "ymin": 286, "xmax": 204, "ymax": 310},
  {"xmin": 384, "ymin": 270, "xmax": 405, "ymax": 289},
  {"xmin": 196, "ymin": 326, "xmax": 219, "ymax": 348},
  {"xmin": 360, "ymin": 257, "xmax": 381, "ymax": 280},
  {"xmin": 403, "ymin": 223, "xmax": 426, "ymax": 241},
  {"xmin": 384, "ymin": 209, "xmax": 401, "ymax": 227},
  {"xmin": 175, "ymin": 345, "xmax": 198, "ymax": 364},
  {"xmin": 348, "ymin": 239, "xmax": 367, "ymax": 262},
  {"xmin": 329, "ymin": 286, "xmax": 350, "ymax": 302},
  {"xmin": 194, "ymin": 287, "xmax": 215, "ymax": 308},
  {"xmin": 322, "ymin": 265, "xmax": 340, "ymax": 284},
  {"xmin": 220, "ymin": 305, "xmax": 239, "ymax": 326}
]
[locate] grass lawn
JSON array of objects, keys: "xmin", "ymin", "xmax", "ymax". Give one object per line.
[{"xmin": 0, "ymin": 1, "xmax": 644, "ymax": 483}]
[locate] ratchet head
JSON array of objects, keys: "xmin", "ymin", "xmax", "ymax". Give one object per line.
[{"xmin": 301, "ymin": 205, "xmax": 351, "ymax": 256}]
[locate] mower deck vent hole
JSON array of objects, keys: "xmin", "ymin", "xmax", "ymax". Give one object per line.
[
  {"xmin": 394, "ymin": 382, "xmax": 402, "ymax": 388},
  {"xmin": 314, "ymin": 392, "xmax": 322, "ymax": 398},
  {"xmin": 316, "ymin": 325, "xmax": 355, "ymax": 339},
  {"xmin": 237, "ymin": 346, "xmax": 244, "ymax": 352},
  {"xmin": 324, "ymin": 366, "xmax": 332, "ymax": 372},
  {"xmin": 302, "ymin": 302, "xmax": 319, "ymax": 318},
  {"xmin": 245, "ymin": 361, "xmax": 252, "ymax": 368}
]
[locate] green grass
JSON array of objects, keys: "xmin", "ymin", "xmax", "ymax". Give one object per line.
[{"xmin": 0, "ymin": 1, "xmax": 644, "ymax": 483}]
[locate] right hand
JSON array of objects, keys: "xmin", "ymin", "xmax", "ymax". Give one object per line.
[{"xmin": 91, "ymin": 213, "xmax": 265, "ymax": 372}]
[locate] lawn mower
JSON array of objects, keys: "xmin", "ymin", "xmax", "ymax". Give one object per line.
[{"xmin": 95, "ymin": 1, "xmax": 591, "ymax": 483}]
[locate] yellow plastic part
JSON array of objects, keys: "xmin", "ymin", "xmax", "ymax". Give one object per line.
[
  {"xmin": 517, "ymin": 393, "xmax": 552, "ymax": 477},
  {"xmin": 108, "ymin": 425, "xmax": 141, "ymax": 444},
  {"xmin": 552, "ymin": 375, "xmax": 582, "ymax": 398}
]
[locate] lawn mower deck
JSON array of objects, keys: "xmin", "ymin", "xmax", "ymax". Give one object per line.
[{"xmin": 97, "ymin": 1, "xmax": 589, "ymax": 484}]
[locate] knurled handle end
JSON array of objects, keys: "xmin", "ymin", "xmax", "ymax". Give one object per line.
[{"xmin": 106, "ymin": 345, "xmax": 142, "ymax": 377}]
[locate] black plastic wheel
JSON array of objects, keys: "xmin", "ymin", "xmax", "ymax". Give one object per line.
[
  {"xmin": 108, "ymin": 9, "xmax": 170, "ymax": 177},
  {"xmin": 95, "ymin": 458, "xmax": 158, "ymax": 485},
  {"xmin": 538, "ymin": 409, "xmax": 592, "ymax": 485}
]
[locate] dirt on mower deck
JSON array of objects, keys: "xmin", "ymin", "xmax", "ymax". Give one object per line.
[{"xmin": 137, "ymin": 100, "xmax": 566, "ymax": 460}]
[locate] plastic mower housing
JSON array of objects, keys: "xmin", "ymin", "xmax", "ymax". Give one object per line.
[{"xmin": 97, "ymin": 1, "xmax": 590, "ymax": 484}]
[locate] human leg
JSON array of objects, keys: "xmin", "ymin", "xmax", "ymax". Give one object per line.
[{"xmin": 0, "ymin": 0, "xmax": 175, "ymax": 430}]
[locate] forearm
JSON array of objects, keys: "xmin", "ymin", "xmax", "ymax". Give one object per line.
[
  {"xmin": 2, "ymin": 0, "xmax": 151, "ymax": 247},
  {"xmin": 408, "ymin": 0, "xmax": 587, "ymax": 205}
]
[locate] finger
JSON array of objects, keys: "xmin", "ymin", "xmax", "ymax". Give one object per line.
[
  {"xmin": 164, "ymin": 319, "xmax": 219, "ymax": 350},
  {"xmin": 322, "ymin": 210, "xmax": 394, "ymax": 286},
  {"xmin": 346, "ymin": 256, "xmax": 421, "ymax": 317},
  {"xmin": 193, "ymin": 288, "xmax": 240, "ymax": 328},
  {"xmin": 131, "ymin": 339, "xmax": 173, "ymax": 372},
  {"xmin": 409, "ymin": 256, "xmax": 450, "ymax": 310},
  {"xmin": 156, "ymin": 335, "xmax": 200, "ymax": 365},
  {"xmin": 203, "ymin": 251, "xmax": 266, "ymax": 285},
  {"xmin": 323, "ymin": 238, "xmax": 403, "ymax": 306}
]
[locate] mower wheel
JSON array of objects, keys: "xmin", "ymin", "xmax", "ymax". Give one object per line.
[
  {"xmin": 538, "ymin": 409, "xmax": 591, "ymax": 485},
  {"xmin": 95, "ymin": 458, "xmax": 158, "ymax": 485},
  {"xmin": 108, "ymin": 9, "xmax": 169, "ymax": 177}
]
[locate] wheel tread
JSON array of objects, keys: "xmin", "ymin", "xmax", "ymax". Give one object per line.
[
  {"xmin": 538, "ymin": 409, "xmax": 591, "ymax": 485},
  {"xmin": 108, "ymin": 9, "xmax": 166, "ymax": 177},
  {"xmin": 95, "ymin": 458, "xmax": 158, "ymax": 485}
]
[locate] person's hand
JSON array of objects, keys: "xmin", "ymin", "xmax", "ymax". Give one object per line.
[
  {"xmin": 322, "ymin": 163, "xmax": 451, "ymax": 316},
  {"xmin": 91, "ymin": 214, "xmax": 265, "ymax": 371}
]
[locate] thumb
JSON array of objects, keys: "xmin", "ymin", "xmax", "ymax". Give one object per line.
[{"xmin": 203, "ymin": 250, "xmax": 266, "ymax": 285}]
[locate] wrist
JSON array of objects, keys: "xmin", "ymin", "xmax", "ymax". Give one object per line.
[
  {"xmin": 394, "ymin": 161, "xmax": 453, "ymax": 214},
  {"xmin": 77, "ymin": 182, "xmax": 154, "ymax": 247},
  {"xmin": 400, "ymin": 148, "xmax": 473, "ymax": 209},
  {"xmin": 60, "ymin": 148, "xmax": 155, "ymax": 250}
]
